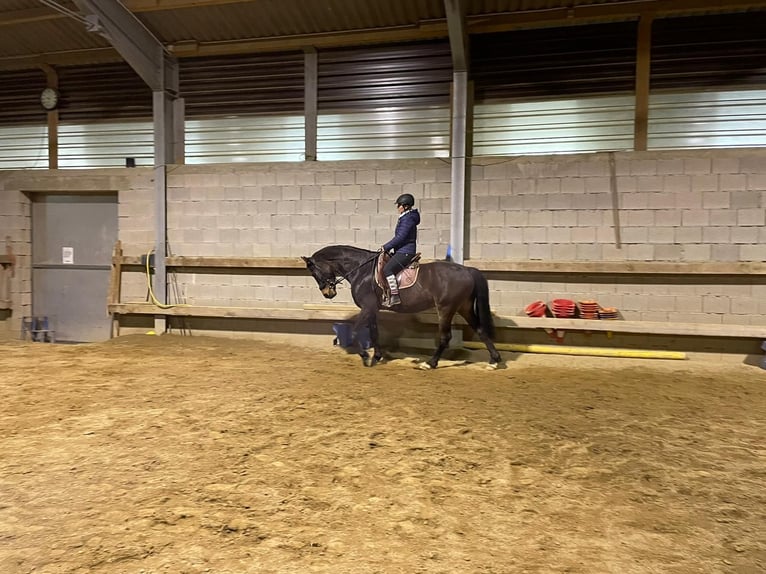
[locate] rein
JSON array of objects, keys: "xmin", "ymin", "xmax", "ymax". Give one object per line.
[{"xmin": 332, "ymin": 252, "xmax": 380, "ymax": 286}]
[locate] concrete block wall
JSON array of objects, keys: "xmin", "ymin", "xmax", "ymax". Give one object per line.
[
  {"xmin": 0, "ymin": 171, "xmax": 31, "ymax": 338},
  {"xmin": 470, "ymin": 151, "xmax": 766, "ymax": 262},
  {"xmin": 1, "ymin": 148, "xmax": 765, "ymax": 338},
  {"xmin": 469, "ymin": 150, "xmax": 766, "ymax": 325},
  {"xmin": 165, "ymin": 160, "xmax": 451, "ymax": 309},
  {"xmin": 0, "ymin": 169, "xmax": 154, "ymax": 337}
]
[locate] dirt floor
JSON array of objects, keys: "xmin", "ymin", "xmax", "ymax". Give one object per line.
[{"xmin": 0, "ymin": 334, "xmax": 765, "ymax": 574}]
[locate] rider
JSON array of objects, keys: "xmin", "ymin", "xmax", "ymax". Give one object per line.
[{"xmin": 380, "ymin": 193, "xmax": 420, "ymax": 307}]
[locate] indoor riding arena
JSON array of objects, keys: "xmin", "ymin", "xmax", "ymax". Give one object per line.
[{"xmin": 2, "ymin": 1, "xmax": 766, "ymax": 573}]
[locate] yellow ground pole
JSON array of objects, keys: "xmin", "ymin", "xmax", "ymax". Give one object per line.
[{"xmin": 463, "ymin": 341, "xmax": 686, "ymax": 360}]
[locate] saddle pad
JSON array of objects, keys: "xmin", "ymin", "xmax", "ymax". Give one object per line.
[{"xmin": 375, "ymin": 253, "xmax": 421, "ymax": 290}]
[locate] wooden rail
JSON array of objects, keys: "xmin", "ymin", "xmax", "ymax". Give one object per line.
[
  {"xmin": 469, "ymin": 260, "xmax": 766, "ymax": 275},
  {"xmin": 116, "ymin": 254, "xmax": 766, "ymax": 275},
  {"xmin": 108, "ymin": 243, "xmax": 766, "ymax": 340},
  {"xmin": 0, "ymin": 237, "xmax": 15, "ymax": 310},
  {"xmin": 106, "ymin": 302, "xmax": 766, "ymax": 340}
]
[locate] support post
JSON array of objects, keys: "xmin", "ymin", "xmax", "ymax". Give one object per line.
[
  {"xmin": 74, "ymin": 0, "xmax": 183, "ymax": 333},
  {"xmin": 444, "ymin": 0, "xmax": 470, "ymax": 264},
  {"xmin": 304, "ymin": 48, "xmax": 318, "ymax": 161},
  {"xmin": 634, "ymin": 13, "xmax": 653, "ymax": 151},
  {"xmin": 40, "ymin": 64, "xmax": 59, "ymax": 169}
]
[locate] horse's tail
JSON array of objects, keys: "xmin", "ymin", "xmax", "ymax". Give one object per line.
[{"xmin": 468, "ymin": 267, "xmax": 496, "ymax": 340}]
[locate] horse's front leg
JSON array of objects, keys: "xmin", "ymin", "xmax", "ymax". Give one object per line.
[
  {"xmin": 368, "ymin": 313, "xmax": 383, "ymax": 365},
  {"xmin": 354, "ymin": 308, "xmax": 381, "ymax": 367}
]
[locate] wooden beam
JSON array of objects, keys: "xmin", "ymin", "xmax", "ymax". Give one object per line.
[
  {"xmin": 633, "ymin": 14, "xmax": 653, "ymax": 151},
  {"xmin": 169, "ymin": 256, "xmax": 306, "ymax": 268},
  {"xmin": 109, "ymin": 302, "xmax": 766, "ymax": 339},
  {"xmin": 490, "ymin": 315, "xmax": 766, "ymax": 339},
  {"xmin": 304, "ymin": 303, "xmax": 766, "ymax": 338},
  {"xmin": 112, "ymin": 255, "xmax": 766, "ymax": 275},
  {"xmin": 304, "ymin": 48, "xmax": 318, "ymax": 162},
  {"xmin": 466, "ymin": 260, "xmax": 766, "ymax": 275},
  {"xmin": 108, "ymin": 241, "xmax": 123, "ymax": 306},
  {"xmin": 0, "ymin": 237, "xmax": 11, "ymax": 310},
  {"xmin": 109, "ymin": 302, "xmax": 358, "ymax": 321},
  {"xmin": 165, "ymin": 23, "xmax": 450, "ymax": 58},
  {"xmin": 39, "ymin": 64, "xmax": 60, "ymax": 169},
  {"xmin": 125, "ymin": 0, "xmax": 263, "ymax": 11},
  {"xmin": 467, "ymin": 0, "xmax": 766, "ymax": 33},
  {"xmin": 0, "ymin": 7, "xmax": 59, "ymax": 26},
  {"xmin": 0, "ymin": 48, "xmax": 121, "ymax": 71}
]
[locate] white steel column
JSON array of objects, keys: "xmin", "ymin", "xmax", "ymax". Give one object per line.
[
  {"xmin": 444, "ymin": 0, "xmax": 470, "ymax": 264},
  {"xmin": 74, "ymin": 0, "xmax": 182, "ymax": 333}
]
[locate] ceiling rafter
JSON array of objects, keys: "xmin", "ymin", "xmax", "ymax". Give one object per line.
[
  {"xmin": 0, "ymin": 0, "xmax": 277, "ymax": 26},
  {"xmin": 0, "ymin": 0, "xmax": 764, "ymax": 71},
  {"xmin": 467, "ymin": 0, "xmax": 766, "ymax": 32}
]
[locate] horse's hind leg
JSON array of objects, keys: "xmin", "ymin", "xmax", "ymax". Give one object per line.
[
  {"xmin": 423, "ymin": 310, "xmax": 455, "ymax": 369},
  {"xmin": 458, "ymin": 305, "xmax": 502, "ymax": 368}
]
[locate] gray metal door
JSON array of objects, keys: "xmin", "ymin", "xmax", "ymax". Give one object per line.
[{"xmin": 32, "ymin": 193, "xmax": 118, "ymax": 342}]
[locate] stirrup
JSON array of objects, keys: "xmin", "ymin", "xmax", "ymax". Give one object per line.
[{"xmin": 383, "ymin": 293, "xmax": 401, "ymax": 307}]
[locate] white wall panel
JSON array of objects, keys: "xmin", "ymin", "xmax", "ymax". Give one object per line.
[
  {"xmin": 186, "ymin": 115, "xmax": 305, "ymax": 164},
  {"xmin": 648, "ymin": 90, "xmax": 766, "ymax": 149},
  {"xmin": 317, "ymin": 107, "xmax": 450, "ymax": 160},
  {"xmin": 0, "ymin": 124, "xmax": 48, "ymax": 169},
  {"xmin": 473, "ymin": 96, "xmax": 635, "ymax": 156},
  {"xmin": 59, "ymin": 122, "xmax": 153, "ymax": 168}
]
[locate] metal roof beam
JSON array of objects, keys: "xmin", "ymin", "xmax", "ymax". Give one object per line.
[
  {"xmin": 445, "ymin": 0, "xmax": 468, "ymax": 72},
  {"xmin": 72, "ymin": 0, "xmax": 174, "ymax": 92}
]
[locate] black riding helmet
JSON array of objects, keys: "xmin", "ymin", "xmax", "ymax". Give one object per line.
[{"xmin": 395, "ymin": 193, "xmax": 415, "ymax": 208}]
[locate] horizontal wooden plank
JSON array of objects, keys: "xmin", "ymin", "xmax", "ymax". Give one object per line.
[
  {"xmin": 490, "ymin": 315, "xmax": 766, "ymax": 338},
  {"xmin": 113, "ymin": 255, "xmax": 766, "ymax": 276},
  {"xmin": 109, "ymin": 303, "xmax": 766, "ymax": 339},
  {"xmin": 466, "ymin": 260, "xmax": 766, "ymax": 275},
  {"xmin": 0, "ymin": 255, "xmax": 14, "ymax": 265},
  {"xmin": 167, "ymin": 256, "xmax": 306, "ymax": 269},
  {"xmin": 116, "ymin": 256, "xmax": 306, "ymax": 268},
  {"xmin": 108, "ymin": 303, "xmax": 357, "ymax": 321},
  {"xmin": 305, "ymin": 304, "xmax": 766, "ymax": 338}
]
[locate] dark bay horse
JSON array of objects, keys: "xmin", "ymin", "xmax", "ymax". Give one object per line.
[{"xmin": 302, "ymin": 245, "xmax": 502, "ymax": 369}]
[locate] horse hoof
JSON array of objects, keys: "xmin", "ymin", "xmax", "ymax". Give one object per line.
[
  {"xmin": 486, "ymin": 363, "xmax": 498, "ymax": 370},
  {"xmin": 417, "ymin": 362, "xmax": 432, "ymax": 370}
]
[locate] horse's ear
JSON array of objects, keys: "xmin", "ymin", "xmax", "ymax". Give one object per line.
[{"xmin": 301, "ymin": 256, "xmax": 311, "ymax": 267}]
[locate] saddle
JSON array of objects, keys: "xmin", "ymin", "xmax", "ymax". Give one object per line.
[{"xmin": 375, "ymin": 252, "xmax": 421, "ymax": 290}]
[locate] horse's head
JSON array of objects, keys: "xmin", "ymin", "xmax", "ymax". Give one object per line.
[{"xmin": 301, "ymin": 255, "xmax": 338, "ymax": 299}]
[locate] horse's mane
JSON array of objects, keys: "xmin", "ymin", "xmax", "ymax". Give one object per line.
[{"xmin": 313, "ymin": 245, "xmax": 375, "ymax": 260}]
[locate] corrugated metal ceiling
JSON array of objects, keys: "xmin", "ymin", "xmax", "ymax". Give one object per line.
[{"xmin": 0, "ymin": 0, "xmax": 764, "ymax": 70}]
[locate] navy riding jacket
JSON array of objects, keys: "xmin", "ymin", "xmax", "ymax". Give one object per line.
[{"xmin": 383, "ymin": 209, "xmax": 420, "ymax": 254}]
